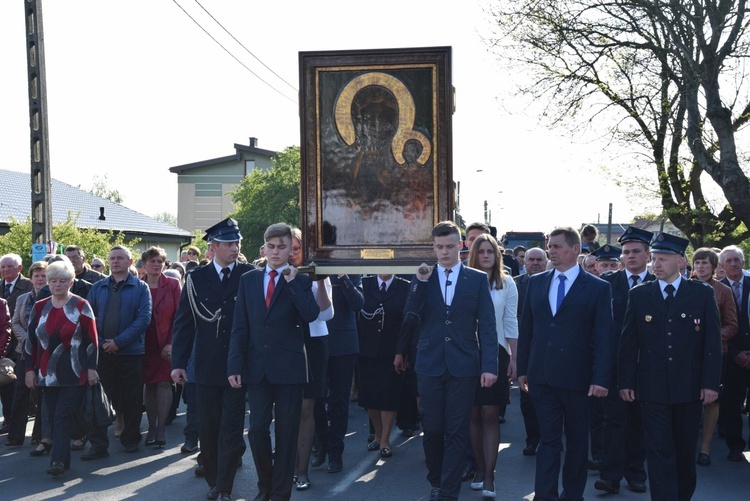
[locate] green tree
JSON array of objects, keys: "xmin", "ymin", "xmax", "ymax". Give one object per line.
[
  {"xmin": 154, "ymin": 211, "xmax": 179, "ymax": 227},
  {"xmin": 89, "ymin": 174, "xmax": 124, "ymax": 204},
  {"xmin": 0, "ymin": 214, "xmax": 137, "ymax": 272},
  {"xmin": 230, "ymin": 146, "xmax": 301, "ymax": 256},
  {"xmin": 492, "ymin": 0, "xmax": 750, "ymax": 247}
]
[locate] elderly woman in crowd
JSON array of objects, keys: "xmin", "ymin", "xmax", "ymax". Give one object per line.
[
  {"xmin": 24, "ymin": 260, "xmax": 99, "ymax": 477},
  {"xmin": 141, "ymin": 246, "xmax": 181, "ymax": 448},
  {"xmin": 6, "ymin": 261, "xmax": 49, "ymax": 453},
  {"xmin": 467, "ymin": 233, "xmax": 519, "ymax": 499}
]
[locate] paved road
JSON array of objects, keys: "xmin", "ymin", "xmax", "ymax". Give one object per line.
[{"xmin": 2, "ymin": 385, "xmax": 748, "ymax": 500}]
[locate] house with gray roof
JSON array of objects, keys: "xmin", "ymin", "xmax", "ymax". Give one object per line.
[
  {"xmin": 1, "ymin": 168, "xmax": 192, "ymax": 260},
  {"xmin": 169, "ymin": 137, "xmax": 276, "ymax": 232}
]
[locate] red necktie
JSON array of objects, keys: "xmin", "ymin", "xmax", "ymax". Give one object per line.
[{"xmin": 266, "ymin": 270, "xmax": 278, "ymax": 308}]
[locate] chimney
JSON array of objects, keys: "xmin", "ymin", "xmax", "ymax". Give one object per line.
[{"xmin": 249, "ymin": 137, "xmax": 258, "ymax": 148}]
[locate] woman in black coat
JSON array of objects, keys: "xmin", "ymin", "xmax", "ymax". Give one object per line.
[{"xmin": 357, "ymin": 274, "xmax": 409, "ymax": 458}]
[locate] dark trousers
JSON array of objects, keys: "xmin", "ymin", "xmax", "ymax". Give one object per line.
[
  {"xmin": 196, "ymin": 383, "xmax": 246, "ymax": 493},
  {"xmin": 589, "ymin": 396, "xmax": 605, "ymax": 461},
  {"xmin": 520, "ymin": 388, "xmax": 540, "ymax": 448},
  {"xmin": 418, "ymin": 371, "xmax": 478, "ymax": 499},
  {"xmin": 45, "ymin": 385, "xmax": 85, "ymax": 468},
  {"xmin": 88, "ymin": 353, "xmax": 143, "ymax": 450},
  {"xmin": 8, "ymin": 357, "xmax": 42, "ymax": 443},
  {"xmin": 599, "ymin": 390, "xmax": 647, "ymax": 485},
  {"xmin": 182, "ymin": 382, "xmax": 199, "ymax": 446},
  {"xmin": 247, "ymin": 377, "xmax": 304, "ymax": 501},
  {"xmin": 396, "ymin": 367, "xmax": 420, "ymax": 430},
  {"xmin": 720, "ymin": 362, "xmax": 750, "ymax": 452},
  {"xmin": 0, "ymin": 373, "xmax": 14, "ymax": 423},
  {"xmin": 529, "ymin": 383, "xmax": 591, "ymax": 501},
  {"xmin": 640, "ymin": 400, "xmax": 702, "ymax": 501},
  {"xmin": 323, "ymin": 354, "xmax": 357, "ymax": 455}
]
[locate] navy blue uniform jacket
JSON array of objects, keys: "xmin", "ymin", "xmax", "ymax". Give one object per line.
[{"xmin": 618, "ymin": 279, "xmax": 722, "ymax": 404}]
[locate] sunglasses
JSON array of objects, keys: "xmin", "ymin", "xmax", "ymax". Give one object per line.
[{"xmin": 92, "ymin": 264, "xmax": 104, "ymax": 269}]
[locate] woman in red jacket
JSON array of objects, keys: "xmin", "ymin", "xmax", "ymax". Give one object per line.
[{"xmin": 141, "ymin": 246, "xmax": 181, "ymax": 448}]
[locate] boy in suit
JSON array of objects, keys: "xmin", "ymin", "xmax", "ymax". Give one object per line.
[
  {"xmin": 228, "ymin": 223, "xmax": 320, "ymax": 501},
  {"xmin": 404, "ymin": 220, "xmax": 498, "ymax": 501}
]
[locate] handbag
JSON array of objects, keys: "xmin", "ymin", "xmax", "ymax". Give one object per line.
[
  {"xmin": 0, "ymin": 357, "xmax": 16, "ymax": 387},
  {"xmin": 81, "ymin": 382, "xmax": 115, "ymax": 430}
]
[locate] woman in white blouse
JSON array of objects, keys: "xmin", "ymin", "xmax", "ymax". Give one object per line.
[
  {"xmin": 467, "ymin": 233, "xmax": 519, "ymax": 499},
  {"xmin": 290, "ymin": 229, "xmax": 333, "ymax": 491}
]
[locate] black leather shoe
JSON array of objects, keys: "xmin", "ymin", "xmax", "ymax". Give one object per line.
[
  {"xmin": 460, "ymin": 464, "xmax": 477, "ymax": 482},
  {"xmin": 697, "ymin": 453, "xmax": 711, "ymax": 466},
  {"xmin": 594, "ymin": 479, "xmax": 619, "ymax": 494},
  {"xmin": 587, "ymin": 459, "xmax": 602, "ymax": 470},
  {"xmin": 81, "ymin": 448, "xmax": 109, "ymax": 461},
  {"xmin": 327, "ymin": 453, "xmax": 343, "ymax": 473},
  {"xmin": 207, "ymin": 486, "xmax": 219, "ymax": 500},
  {"xmin": 181, "ymin": 442, "xmax": 199, "ymax": 453},
  {"xmin": 727, "ymin": 450, "xmax": 745, "ymax": 462},
  {"xmin": 429, "ymin": 486, "xmax": 441, "ymax": 501},
  {"xmin": 123, "ymin": 444, "xmax": 139, "ymax": 453},
  {"xmin": 628, "ymin": 480, "xmax": 648, "ymax": 493},
  {"xmin": 522, "ymin": 444, "xmax": 537, "ymax": 456},
  {"xmin": 310, "ymin": 449, "xmax": 326, "ymax": 468},
  {"xmin": 401, "ymin": 429, "xmax": 415, "ymax": 438},
  {"xmin": 216, "ymin": 495, "xmax": 231, "ymax": 501}
]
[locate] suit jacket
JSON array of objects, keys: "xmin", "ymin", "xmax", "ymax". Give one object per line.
[
  {"xmin": 11, "ymin": 291, "xmax": 35, "ymax": 356},
  {"xmin": 2, "ymin": 275, "xmax": 32, "ymax": 317},
  {"xmin": 326, "ymin": 275, "xmax": 364, "ymax": 357},
  {"xmin": 171, "ymin": 261, "xmax": 255, "ymax": 386},
  {"xmin": 600, "ymin": 269, "xmax": 655, "ymax": 386},
  {"xmin": 721, "ymin": 276, "xmax": 750, "ymax": 357},
  {"xmin": 513, "ymin": 273, "xmax": 530, "ymax": 321},
  {"xmin": 403, "ymin": 264, "xmax": 498, "ymax": 378},
  {"xmin": 517, "ymin": 266, "xmax": 613, "ymax": 391},
  {"xmin": 707, "ymin": 278, "xmax": 737, "ymax": 354},
  {"xmin": 227, "ymin": 267, "xmax": 320, "ymax": 385},
  {"xmin": 618, "ymin": 279, "xmax": 722, "ymax": 404},
  {"xmin": 358, "ymin": 276, "xmax": 409, "ymax": 359}
]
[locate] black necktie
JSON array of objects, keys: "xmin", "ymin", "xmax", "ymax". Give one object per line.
[
  {"xmin": 2, "ymin": 283, "xmax": 10, "ymax": 299},
  {"xmin": 444, "ymin": 268, "xmax": 453, "ymax": 309},
  {"xmin": 664, "ymin": 284, "xmax": 675, "ymax": 309},
  {"xmin": 630, "ymin": 275, "xmax": 640, "ymax": 288},
  {"xmin": 221, "ymin": 267, "xmax": 231, "ymax": 284},
  {"xmin": 380, "ymin": 282, "xmax": 387, "ymax": 293}
]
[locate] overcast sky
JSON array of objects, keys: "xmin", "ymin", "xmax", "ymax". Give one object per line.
[{"xmin": 0, "ymin": 0, "xmax": 648, "ymax": 235}]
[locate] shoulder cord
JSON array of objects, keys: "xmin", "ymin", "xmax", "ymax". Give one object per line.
[
  {"xmin": 185, "ymin": 273, "xmax": 222, "ymax": 338},
  {"xmin": 360, "ymin": 307, "xmax": 385, "ymax": 330}
]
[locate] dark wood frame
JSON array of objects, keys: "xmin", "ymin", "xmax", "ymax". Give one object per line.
[{"xmin": 299, "ymin": 47, "xmax": 453, "ymax": 273}]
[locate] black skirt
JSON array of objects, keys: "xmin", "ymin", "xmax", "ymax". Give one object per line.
[
  {"xmin": 303, "ymin": 336, "xmax": 329, "ymax": 399},
  {"xmin": 357, "ymin": 356, "xmax": 404, "ymax": 411},
  {"xmin": 473, "ymin": 346, "xmax": 511, "ymax": 407}
]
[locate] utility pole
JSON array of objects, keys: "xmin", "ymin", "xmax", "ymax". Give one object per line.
[{"xmin": 25, "ymin": 0, "xmax": 53, "ymax": 246}]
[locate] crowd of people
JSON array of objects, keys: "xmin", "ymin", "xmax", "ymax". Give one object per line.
[{"xmin": 0, "ymin": 218, "xmax": 749, "ymax": 501}]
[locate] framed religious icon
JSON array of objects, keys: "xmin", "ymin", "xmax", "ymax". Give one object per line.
[{"xmin": 299, "ymin": 46, "xmax": 454, "ymax": 274}]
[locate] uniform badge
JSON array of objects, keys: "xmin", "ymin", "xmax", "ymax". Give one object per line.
[
  {"xmin": 681, "ymin": 313, "xmax": 686, "ymax": 318},
  {"xmin": 645, "ymin": 315, "xmax": 652, "ymax": 322},
  {"xmin": 695, "ymin": 319, "xmax": 701, "ymax": 332}
]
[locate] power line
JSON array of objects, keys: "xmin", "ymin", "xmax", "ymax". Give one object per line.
[
  {"xmin": 194, "ymin": 0, "xmax": 298, "ymax": 92},
  {"xmin": 171, "ymin": 0, "xmax": 296, "ymax": 104}
]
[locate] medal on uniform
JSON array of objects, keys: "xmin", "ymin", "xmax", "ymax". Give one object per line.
[
  {"xmin": 695, "ymin": 319, "xmax": 701, "ymax": 332},
  {"xmin": 645, "ymin": 315, "xmax": 652, "ymax": 322}
]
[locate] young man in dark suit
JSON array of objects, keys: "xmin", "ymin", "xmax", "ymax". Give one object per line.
[
  {"xmin": 171, "ymin": 218, "xmax": 255, "ymax": 501},
  {"xmin": 228, "ymin": 223, "xmax": 320, "ymax": 501},
  {"xmin": 404, "ymin": 220, "xmax": 498, "ymax": 501},
  {"xmin": 517, "ymin": 226, "xmax": 613, "ymax": 501},
  {"xmin": 595, "ymin": 227, "xmax": 654, "ymax": 494},
  {"xmin": 619, "ymin": 232, "xmax": 721, "ymax": 500}
]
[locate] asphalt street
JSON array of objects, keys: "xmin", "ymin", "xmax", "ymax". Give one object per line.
[{"xmin": 1, "ymin": 385, "xmax": 748, "ymax": 500}]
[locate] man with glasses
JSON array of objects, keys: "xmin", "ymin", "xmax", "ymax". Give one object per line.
[
  {"xmin": 90, "ymin": 257, "xmax": 107, "ymax": 274},
  {"xmin": 65, "ymin": 245, "xmax": 106, "ymax": 284}
]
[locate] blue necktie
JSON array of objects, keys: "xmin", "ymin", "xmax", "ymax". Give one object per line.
[{"xmin": 556, "ymin": 274, "xmax": 567, "ymax": 312}]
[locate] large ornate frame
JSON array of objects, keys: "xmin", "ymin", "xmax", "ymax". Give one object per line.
[{"xmin": 299, "ymin": 47, "xmax": 454, "ymax": 273}]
